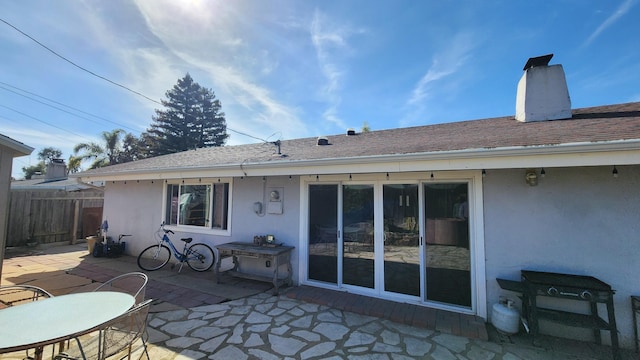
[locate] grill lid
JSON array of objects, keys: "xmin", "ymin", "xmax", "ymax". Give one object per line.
[{"xmin": 521, "ymin": 270, "xmax": 612, "ymax": 291}]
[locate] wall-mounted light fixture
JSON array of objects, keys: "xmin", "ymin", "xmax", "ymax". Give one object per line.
[
  {"xmin": 540, "ymin": 168, "xmax": 546, "ymax": 178},
  {"xmin": 612, "ymin": 166, "xmax": 618, "ymax": 178},
  {"xmin": 525, "ymin": 169, "xmax": 538, "ymax": 186},
  {"xmin": 482, "ymin": 169, "xmax": 486, "ymax": 177}
]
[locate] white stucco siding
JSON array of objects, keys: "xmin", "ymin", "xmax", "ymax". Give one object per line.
[
  {"xmin": 483, "ymin": 165, "xmax": 640, "ymax": 347},
  {"xmin": 102, "ymin": 181, "xmax": 164, "ymax": 256},
  {"xmin": 228, "ymin": 176, "xmax": 301, "ymax": 283},
  {"xmin": 102, "ymin": 176, "xmax": 301, "ymax": 284}
]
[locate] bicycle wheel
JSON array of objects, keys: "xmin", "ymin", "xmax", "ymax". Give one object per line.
[
  {"xmin": 137, "ymin": 244, "xmax": 171, "ymax": 271},
  {"xmin": 186, "ymin": 243, "xmax": 215, "ymax": 272}
]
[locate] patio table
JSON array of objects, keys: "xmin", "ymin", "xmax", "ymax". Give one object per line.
[
  {"xmin": 0, "ymin": 291, "xmax": 134, "ymax": 360},
  {"xmin": 215, "ymin": 242, "xmax": 294, "ymax": 294}
]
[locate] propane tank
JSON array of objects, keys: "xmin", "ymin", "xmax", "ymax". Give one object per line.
[{"xmin": 491, "ymin": 298, "xmax": 520, "ymax": 334}]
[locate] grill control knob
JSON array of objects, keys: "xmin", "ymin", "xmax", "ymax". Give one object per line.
[
  {"xmin": 547, "ymin": 287, "xmax": 558, "ymax": 296},
  {"xmin": 580, "ymin": 290, "xmax": 593, "ymax": 300}
]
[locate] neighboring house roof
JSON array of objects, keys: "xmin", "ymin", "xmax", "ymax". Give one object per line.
[
  {"xmin": 11, "ymin": 177, "xmax": 102, "ymax": 191},
  {"xmin": 76, "ymin": 102, "xmax": 640, "ymax": 181},
  {"xmin": 0, "ymin": 133, "xmax": 34, "ymax": 157}
]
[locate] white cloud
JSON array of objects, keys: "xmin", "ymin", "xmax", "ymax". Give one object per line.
[
  {"xmin": 309, "ymin": 9, "xmax": 364, "ymax": 129},
  {"xmin": 407, "ymin": 32, "xmax": 477, "ymax": 107},
  {"xmin": 71, "ymin": 0, "xmax": 306, "ymax": 143},
  {"xmin": 400, "ymin": 32, "xmax": 479, "ymax": 126},
  {"xmin": 583, "ymin": 0, "xmax": 636, "ymax": 47},
  {"xmin": 177, "ymin": 53, "xmax": 304, "ymax": 142},
  {"xmin": 1, "ymin": 125, "xmax": 98, "ymax": 177}
]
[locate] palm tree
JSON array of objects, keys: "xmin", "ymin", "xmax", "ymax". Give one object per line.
[
  {"xmin": 67, "ymin": 155, "xmax": 82, "ymax": 174},
  {"xmin": 74, "ymin": 129, "xmax": 125, "ymax": 169}
]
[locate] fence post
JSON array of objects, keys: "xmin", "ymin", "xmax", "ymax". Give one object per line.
[{"xmin": 71, "ymin": 199, "xmax": 79, "ymax": 244}]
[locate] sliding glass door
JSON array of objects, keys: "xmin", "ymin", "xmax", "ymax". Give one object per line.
[
  {"xmin": 423, "ymin": 183, "xmax": 471, "ymax": 307},
  {"xmin": 308, "ymin": 185, "xmax": 338, "ymax": 284},
  {"xmin": 383, "ymin": 184, "xmax": 420, "ymax": 296},
  {"xmin": 342, "ymin": 185, "xmax": 375, "ymax": 288},
  {"xmin": 306, "ymin": 179, "xmax": 473, "ymax": 309}
]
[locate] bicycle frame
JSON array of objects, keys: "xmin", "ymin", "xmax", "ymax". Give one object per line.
[
  {"xmin": 157, "ymin": 232, "xmax": 187, "ymax": 262},
  {"xmin": 138, "ymin": 224, "xmax": 215, "ymax": 273}
]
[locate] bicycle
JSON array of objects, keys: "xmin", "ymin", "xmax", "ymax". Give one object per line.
[{"xmin": 137, "ymin": 223, "xmax": 215, "ymax": 272}]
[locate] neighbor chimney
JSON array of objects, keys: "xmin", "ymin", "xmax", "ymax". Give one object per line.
[
  {"xmin": 44, "ymin": 158, "xmax": 68, "ymax": 182},
  {"xmin": 515, "ymin": 54, "xmax": 571, "ymax": 122}
]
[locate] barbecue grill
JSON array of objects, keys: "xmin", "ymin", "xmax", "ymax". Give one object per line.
[
  {"xmin": 497, "ymin": 270, "xmax": 619, "ymax": 360},
  {"xmin": 521, "ymin": 270, "xmax": 613, "ymax": 301}
]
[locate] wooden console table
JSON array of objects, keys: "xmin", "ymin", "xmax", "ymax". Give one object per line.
[{"xmin": 215, "ymin": 242, "xmax": 294, "ymax": 294}]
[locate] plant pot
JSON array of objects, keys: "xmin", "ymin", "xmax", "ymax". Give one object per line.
[{"xmin": 86, "ymin": 236, "xmax": 98, "ymax": 254}]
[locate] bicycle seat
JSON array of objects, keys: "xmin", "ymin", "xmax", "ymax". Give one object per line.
[{"xmin": 181, "ymin": 237, "xmax": 193, "ymax": 244}]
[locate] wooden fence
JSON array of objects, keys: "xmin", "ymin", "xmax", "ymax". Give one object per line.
[{"xmin": 6, "ymin": 189, "xmax": 104, "ymax": 247}]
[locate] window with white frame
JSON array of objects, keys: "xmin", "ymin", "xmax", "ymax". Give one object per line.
[{"xmin": 165, "ymin": 181, "xmax": 229, "ymax": 230}]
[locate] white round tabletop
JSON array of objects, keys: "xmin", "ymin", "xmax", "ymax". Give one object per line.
[{"xmin": 0, "ymin": 291, "xmax": 135, "ymax": 352}]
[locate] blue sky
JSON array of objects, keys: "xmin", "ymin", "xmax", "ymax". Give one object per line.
[{"xmin": 2, "ymin": 0, "xmax": 639, "ymax": 178}]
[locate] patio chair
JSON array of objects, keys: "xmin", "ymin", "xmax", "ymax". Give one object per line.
[
  {"xmin": 0, "ymin": 284, "xmax": 53, "ymax": 308},
  {"xmin": 93, "ymin": 272, "xmax": 148, "ymax": 304},
  {"xmin": 0, "ymin": 284, "xmax": 54, "ymax": 358},
  {"xmin": 54, "ymin": 298, "xmax": 153, "ymax": 360}
]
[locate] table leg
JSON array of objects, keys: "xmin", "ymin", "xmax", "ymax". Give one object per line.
[
  {"xmin": 232, "ymin": 255, "xmax": 239, "ymax": 272},
  {"xmin": 34, "ymin": 346, "xmax": 43, "ymax": 360},
  {"xmin": 526, "ymin": 290, "xmax": 540, "ymax": 346},
  {"xmin": 606, "ymin": 299, "xmax": 620, "ymax": 360},
  {"xmin": 590, "ymin": 301, "xmax": 602, "ymax": 345},
  {"xmin": 215, "ymin": 254, "xmax": 222, "ymax": 284},
  {"xmin": 272, "ymin": 255, "xmax": 279, "ymax": 295},
  {"xmin": 286, "ymin": 256, "xmax": 292, "ymax": 286}
]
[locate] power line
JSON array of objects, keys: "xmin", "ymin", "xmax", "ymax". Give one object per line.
[
  {"xmin": 0, "ymin": 82, "xmax": 141, "ymax": 134},
  {"xmin": 1, "ymin": 18, "xmax": 276, "ymax": 145},
  {"xmin": 1, "ymin": 79, "xmax": 271, "ymax": 143},
  {"xmin": 0, "ymin": 17, "xmax": 163, "ymax": 106},
  {"xmin": 0, "ymin": 105, "xmax": 91, "ymax": 141}
]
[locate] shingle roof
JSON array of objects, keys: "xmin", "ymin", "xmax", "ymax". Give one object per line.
[
  {"xmin": 11, "ymin": 177, "xmax": 100, "ymax": 191},
  {"xmin": 77, "ymin": 101, "xmax": 640, "ymax": 178},
  {"xmin": 0, "ymin": 133, "xmax": 34, "ymax": 156}
]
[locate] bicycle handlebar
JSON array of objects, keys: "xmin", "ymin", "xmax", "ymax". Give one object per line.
[{"xmin": 160, "ymin": 223, "xmax": 174, "ymax": 235}]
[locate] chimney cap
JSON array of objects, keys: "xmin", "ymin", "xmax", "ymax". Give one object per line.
[{"xmin": 523, "ymin": 54, "xmax": 553, "ymax": 71}]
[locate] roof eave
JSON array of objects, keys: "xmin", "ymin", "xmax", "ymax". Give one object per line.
[
  {"xmin": 75, "ymin": 139, "xmax": 640, "ymax": 182},
  {"xmin": 0, "ymin": 135, "xmax": 34, "ymax": 157}
]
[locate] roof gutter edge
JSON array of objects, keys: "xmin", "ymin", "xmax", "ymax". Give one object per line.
[{"xmin": 75, "ymin": 139, "xmax": 640, "ymax": 181}]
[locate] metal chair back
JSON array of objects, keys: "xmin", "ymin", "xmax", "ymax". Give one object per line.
[
  {"xmin": 54, "ymin": 299, "xmax": 152, "ymax": 360},
  {"xmin": 93, "ymin": 272, "xmax": 148, "ymax": 304},
  {"xmin": 0, "ymin": 284, "xmax": 53, "ymax": 309}
]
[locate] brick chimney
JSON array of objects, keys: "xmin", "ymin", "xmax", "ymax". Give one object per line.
[{"xmin": 515, "ymin": 54, "xmax": 571, "ymax": 122}]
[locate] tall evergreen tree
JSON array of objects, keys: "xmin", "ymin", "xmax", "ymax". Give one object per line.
[{"xmin": 145, "ymin": 74, "xmax": 228, "ymax": 156}]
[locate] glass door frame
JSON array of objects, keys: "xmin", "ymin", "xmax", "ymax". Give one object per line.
[
  {"xmin": 299, "ymin": 171, "xmax": 487, "ymax": 318},
  {"xmin": 379, "ymin": 180, "xmax": 423, "ymax": 303}
]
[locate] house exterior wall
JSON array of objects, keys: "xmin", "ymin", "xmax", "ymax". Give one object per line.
[
  {"xmin": 99, "ymin": 165, "xmax": 639, "ymax": 348},
  {"xmin": 483, "ymin": 165, "xmax": 640, "ymax": 347},
  {"xmin": 228, "ymin": 176, "xmax": 301, "ymax": 281},
  {"xmin": 102, "ymin": 181, "xmax": 164, "ymax": 256},
  {"xmin": 101, "ymin": 176, "xmax": 301, "ymax": 282},
  {"xmin": 0, "ymin": 148, "xmax": 14, "ymax": 280}
]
